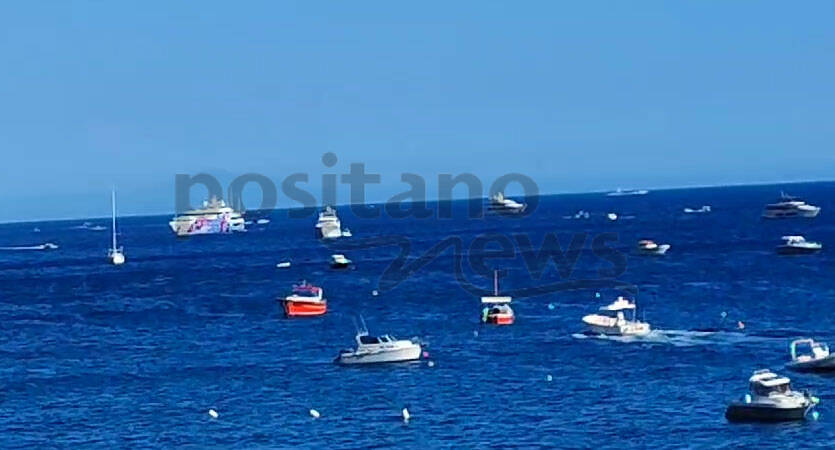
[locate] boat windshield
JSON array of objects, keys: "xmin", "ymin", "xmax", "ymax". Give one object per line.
[
  {"xmin": 359, "ymin": 335, "xmax": 381, "ymax": 345},
  {"xmin": 751, "ymin": 382, "xmax": 790, "ymax": 396}
]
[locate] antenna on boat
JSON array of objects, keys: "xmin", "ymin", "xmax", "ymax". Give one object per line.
[{"xmin": 493, "ymin": 269, "xmax": 499, "ymax": 296}]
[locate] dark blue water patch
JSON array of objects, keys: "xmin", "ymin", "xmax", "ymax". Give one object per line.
[{"xmin": 1, "ymin": 182, "xmax": 835, "ymax": 447}]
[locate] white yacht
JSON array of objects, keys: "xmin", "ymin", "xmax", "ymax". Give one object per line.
[
  {"xmin": 762, "ymin": 193, "xmax": 821, "ymax": 218},
  {"xmin": 108, "ymin": 189, "xmax": 125, "ymax": 265},
  {"xmin": 488, "ymin": 193, "xmax": 526, "ymax": 215},
  {"xmin": 683, "ymin": 205, "xmax": 711, "ymax": 214},
  {"xmin": 168, "ymin": 197, "xmax": 245, "ymax": 236},
  {"xmin": 777, "ymin": 235, "xmax": 822, "ymax": 255},
  {"xmin": 725, "ymin": 369, "xmax": 818, "ymax": 422},
  {"xmin": 582, "ymin": 296, "xmax": 651, "ymax": 336},
  {"xmin": 335, "ymin": 320, "xmax": 422, "ymax": 365},
  {"xmin": 606, "ymin": 188, "xmax": 648, "ymax": 197},
  {"xmin": 636, "ymin": 239, "xmax": 670, "ymax": 255},
  {"xmin": 330, "ymin": 254, "xmax": 352, "ymax": 269},
  {"xmin": 787, "ymin": 339, "xmax": 835, "ymax": 372},
  {"xmin": 316, "ymin": 206, "xmax": 345, "ymax": 239}
]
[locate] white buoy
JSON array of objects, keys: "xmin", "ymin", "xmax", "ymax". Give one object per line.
[
  {"xmin": 473, "ymin": 330, "xmax": 479, "ymax": 337},
  {"xmin": 372, "ymin": 290, "xmax": 379, "ymax": 296},
  {"xmin": 427, "ymin": 360, "xmax": 435, "ymax": 368},
  {"xmin": 546, "ymin": 374, "xmax": 553, "ymax": 382},
  {"xmin": 208, "ymin": 409, "xmax": 218, "ymax": 419},
  {"xmin": 309, "ymin": 409, "xmax": 320, "ymax": 419},
  {"xmin": 607, "ymin": 212, "xmax": 618, "ymax": 221},
  {"xmin": 402, "ymin": 408, "xmax": 410, "ymax": 422}
]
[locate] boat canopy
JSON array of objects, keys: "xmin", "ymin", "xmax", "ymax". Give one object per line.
[
  {"xmin": 481, "ymin": 296, "xmax": 512, "ymax": 304},
  {"xmin": 600, "ymin": 297, "xmax": 636, "ymax": 311},
  {"xmin": 781, "ymin": 235, "xmax": 806, "ymax": 243},
  {"xmin": 359, "ymin": 334, "xmax": 395, "ymax": 345}
]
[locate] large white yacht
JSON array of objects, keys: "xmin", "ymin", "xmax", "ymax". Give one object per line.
[
  {"xmin": 762, "ymin": 193, "xmax": 821, "ymax": 219},
  {"xmin": 315, "ymin": 206, "xmax": 345, "ymax": 239},
  {"xmin": 488, "ymin": 192, "xmax": 526, "ymax": 215},
  {"xmin": 582, "ymin": 296, "xmax": 651, "ymax": 336},
  {"xmin": 168, "ymin": 197, "xmax": 246, "ymax": 236}
]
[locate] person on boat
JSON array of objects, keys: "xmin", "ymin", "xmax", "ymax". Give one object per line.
[{"xmin": 481, "ymin": 307, "xmax": 489, "ymax": 323}]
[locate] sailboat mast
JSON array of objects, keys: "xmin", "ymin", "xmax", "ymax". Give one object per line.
[
  {"xmin": 494, "ymin": 270, "xmax": 499, "ymax": 296},
  {"xmin": 111, "ymin": 188, "xmax": 117, "ymax": 250}
]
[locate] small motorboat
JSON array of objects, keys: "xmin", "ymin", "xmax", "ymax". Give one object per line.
[
  {"xmin": 480, "ymin": 270, "xmax": 514, "ymax": 325},
  {"xmin": 582, "ymin": 296, "xmax": 650, "ymax": 336},
  {"xmin": 256, "ymin": 218, "xmax": 270, "ymax": 225},
  {"xmin": 725, "ymin": 369, "xmax": 819, "ymax": 422},
  {"xmin": 341, "ymin": 228, "xmax": 352, "ymax": 238},
  {"xmin": 787, "ymin": 338, "xmax": 835, "ymax": 372},
  {"xmin": 777, "ymin": 235, "xmax": 822, "ymax": 255},
  {"xmin": 636, "ymin": 240, "xmax": 670, "ymax": 255},
  {"xmin": 330, "ymin": 254, "xmax": 352, "ymax": 269},
  {"xmin": 606, "ymin": 212, "xmax": 618, "ymax": 221},
  {"xmin": 276, "ymin": 261, "xmax": 291, "ymax": 269},
  {"xmin": 281, "ymin": 281, "xmax": 327, "ymax": 317},
  {"xmin": 684, "ymin": 205, "xmax": 711, "ymax": 214},
  {"xmin": 335, "ymin": 319, "xmax": 422, "ymax": 365}
]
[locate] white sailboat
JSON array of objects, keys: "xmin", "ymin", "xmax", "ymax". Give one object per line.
[{"xmin": 108, "ymin": 188, "xmax": 125, "ymax": 265}]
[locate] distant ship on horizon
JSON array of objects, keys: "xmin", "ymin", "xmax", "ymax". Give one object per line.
[
  {"xmin": 606, "ymin": 188, "xmax": 649, "ymax": 197},
  {"xmin": 168, "ymin": 197, "xmax": 246, "ymax": 236}
]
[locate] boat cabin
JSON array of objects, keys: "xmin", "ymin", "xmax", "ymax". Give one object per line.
[
  {"xmin": 357, "ymin": 334, "xmax": 396, "ymax": 346},
  {"xmin": 791, "ymin": 339, "xmax": 830, "ymax": 362},
  {"xmin": 748, "ymin": 370, "xmax": 792, "ymax": 396}
]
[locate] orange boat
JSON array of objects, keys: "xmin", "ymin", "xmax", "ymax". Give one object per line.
[
  {"xmin": 282, "ymin": 281, "xmax": 327, "ymax": 317},
  {"xmin": 480, "ymin": 270, "xmax": 515, "ymax": 326}
]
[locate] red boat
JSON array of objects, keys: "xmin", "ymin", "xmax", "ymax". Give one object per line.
[
  {"xmin": 480, "ymin": 270, "xmax": 515, "ymax": 326},
  {"xmin": 282, "ymin": 281, "xmax": 327, "ymax": 317}
]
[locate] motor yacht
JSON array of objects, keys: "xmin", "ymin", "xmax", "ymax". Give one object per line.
[
  {"xmin": 606, "ymin": 188, "xmax": 649, "ymax": 197},
  {"xmin": 582, "ymin": 296, "xmax": 650, "ymax": 336},
  {"xmin": 281, "ymin": 281, "xmax": 327, "ymax": 317},
  {"xmin": 169, "ymin": 197, "xmax": 246, "ymax": 236},
  {"xmin": 636, "ymin": 240, "xmax": 670, "ymax": 256},
  {"xmin": 787, "ymin": 339, "xmax": 835, "ymax": 372},
  {"xmin": 480, "ymin": 270, "xmax": 514, "ymax": 325},
  {"xmin": 725, "ymin": 369, "xmax": 819, "ymax": 422},
  {"xmin": 683, "ymin": 205, "xmax": 711, "ymax": 214},
  {"xmin": 762, "ymin": 193, "xmax": 821, "ymax": 219},
  {"xmin": 330, "ymin": 254, "xmax": 352, "ymax": 269},
  {"xmin": 335, "ymin": 319, "xmax": 422, "ymax": 365},
  {"xmin": 316, "ymin": 206, "xmax": 345, "ymax": 239},
  {"xmin": 487, "ymin": 192, "xmax": 526, "ymax": 215},
  {"xmin": 777, "ymin": 235, "xmax": 822, "ymax": 255}
]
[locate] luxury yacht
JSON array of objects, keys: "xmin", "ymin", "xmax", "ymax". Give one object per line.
[
  {"xmin": 762, "ymin": 193, "xmax": 821, "ymax": 219},
  {"xmin": 776, "ymin": 235, "xmax": 822, "ymax": 255},
  {"xmin": 787, "ymin": 339, "xmax": 835, "ymax": 372},
  {"xmin": 636, "ymin": 239, "xmax": 670, "ymax": 256},
  {"xmin": 725, "ymin": 369, "xmax": 819, "ymax": 422},
  {"xmin": 487, "ymin": 193, "xmax": 526, "ymax": 215},
  {"xmin": 315, "ymin": 206, "xmax": 347, "ymax": 239},
  {"xmin": 168, "ymin": 197, "xmax": 246, "ymax": 236},
  {"xmin": 335, "ymin": 320, "xmax": 422, "ymax": 365},
  {"xmin": 582, "ymin": 296, "xmax": 651, "ymax": 336},
  {"xmin": 606, "ymin": 188, "xmax": 649, "ymax": 197}
]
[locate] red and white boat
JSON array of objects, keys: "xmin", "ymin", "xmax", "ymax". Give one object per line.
[
  {"xmin": 481, "ymin": 270, "xmax": 514, "ymax": 325},
  {"xmin": 282, "ymin": 281, "xmax": 327, "ymax": 317}
]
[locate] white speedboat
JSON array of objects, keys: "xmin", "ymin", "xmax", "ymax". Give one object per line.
[
  {"xmin": 330, "ymin": 254, "xmax": 352, "ymax": 269},
  {"xmin": 108, "ymin": 188, "xmax": 125, "ymax": 265},
  {"xmin": 316, "ymin": 206, "xmax": 345, "ymax": 239},
  {"xmin": 488, "ymin": 192, "xmax": 526, "ymax": 215},
  {"xmin": 636, "ymin": 239, "xmax": 670, "ymax": 255},
  {"xmin": 606, "ymin": 213, "xmax": 618, "ymax": 221},
  {"xmin": 335, "ymin": 321, "xmax": 422, "ymax": 365},
  {"xmin": 606, "ymin": 188, "xmax": 648, "ymax": 197},
  {"xmin": 169, "ymin": 197, "xmax": 246, "ymax": 236},
  {"xmin": 582, "ymin": 296, "xmax": 651, "ymax": 336},
  {"xmin": 777, "ymin": 236, "xmax": 822, "ymax": 255},
  {"xmin": 725, "ymin": 369, "xmax": 818, "ymax": 422},
  {"xmin": 787, "ymin": 339, "xmax": 835, "ymax": 372},
  {"xmin": 762, "ymin": 193, "xmax": 821, "ymax": 219},
  {"xmin": 684, "ymin": 205, "xmax": 711, "ymax": 214}
]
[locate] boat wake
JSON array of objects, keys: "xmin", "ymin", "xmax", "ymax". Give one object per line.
[{"xmin": 572, "ymin": 329, "xmax": 784, "ymax": 347}]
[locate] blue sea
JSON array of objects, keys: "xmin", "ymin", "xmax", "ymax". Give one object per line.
[{"xmin": 2, "ymin": 182, "xmax": 835, "ymax": 448}]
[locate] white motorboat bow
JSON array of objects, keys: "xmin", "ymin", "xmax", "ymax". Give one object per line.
[
  {"xmin": 777, "ymin": 235, "xmax": 822, "ymax": 255},
  {"xmin": 762, "ymin": 193, "xmax": 821, "ymax": 219},
  {"xmin": 636, "ymin": 240, "xmax": 670, "ymax": 255},
  {"xmin": 725, "ymin": 369, "xmax": 819, "ymax": 422},
  {"xmin": 335, "ymin": 319, "xmax": 422, "ymax": 365},
  {"xmin": 582, "ymin": 296, "xmax": 651, "ymax": 336},
  {"xmin": 787, "ymin": 339, "xmax": 835, "ymax": 372}
]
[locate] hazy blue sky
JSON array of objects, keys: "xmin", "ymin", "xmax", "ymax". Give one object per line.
[{"xmin": 2, "ymin": 1, "xmax": 834, "ymax": 221}]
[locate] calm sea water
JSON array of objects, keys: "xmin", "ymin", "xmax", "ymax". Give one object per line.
[{"xmin": 2, "ymin": 182, "xmax": 835, "ymax": 448}]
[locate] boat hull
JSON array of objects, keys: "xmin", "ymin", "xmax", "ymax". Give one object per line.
[
  {"xmin": 335, "ymin": 346, "xmax": 422, "ymax": 365},
  {"xmin": 584, "ymin": 324, "xmax": 651, "ymax": 337},
  {"xmin": 283, "ymin": 300, "xmax": 327, "ymax": 317},
  {"xmin": 725, "ymin": 403, "xmax": 812, "ymax": 423},
  {"xmin": 763, "ymin": 209, "xmax": 821, "ymax": 219},
  {"xmin": 170, "ymin": 217, "xmax": 246, "ymax": 236},
  {"xmin": 777, "ymin": 246, "xmax": 822, "ymax": 255},
  {"xmin": 787, "ymin": 356, "xmax": 835, "ymax": 372},
  {"xmin": 485, "ymin": 314, "xmax": 514, "ymax": 325}
]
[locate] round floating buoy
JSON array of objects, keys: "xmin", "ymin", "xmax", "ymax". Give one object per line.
[
  {"xmin": 473, "ymin": 330, "xmax": 479, "ymax": 337},
  {"xmin": 720, "ymin": 311, "xmax": 727, "ymax": 318},
  {"xmin": 546, "ymin": 374, "xmax": 553, "ymax": 382},
  {"xmin": 372, "ymin": 290, "xmax": 379, "ymax": 296},
  {"xmin": 595, "ymin": 292, "xmax": 601, "ymax": 298},
  {"xmin": 548, "ymin": 303, "xmax": 555, "ymax": 310},
  {"xmin": 812, "ymin": 411, "xmax": 821, "ymax": 421},
  {"xmin": 309, "ymin": 409, "xmax": 320, "ymax": 419},
  {"xmin": 422, "ymin": 351, "xmax": 430, "ymax": 359},
  {"xmin": 737, "ymin": 321, "xmax": 745, "ymax": 330},
  {"xmin": 208, "ymin": 409, "xmax": 219, "ymax": 419},
  {"xmin": 427, "ymin": 360, "xmax": 435, "ymax": 368},
  {"xmin": 402, "ymin": 408, "xmax": 410, "ymax": 422}
]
